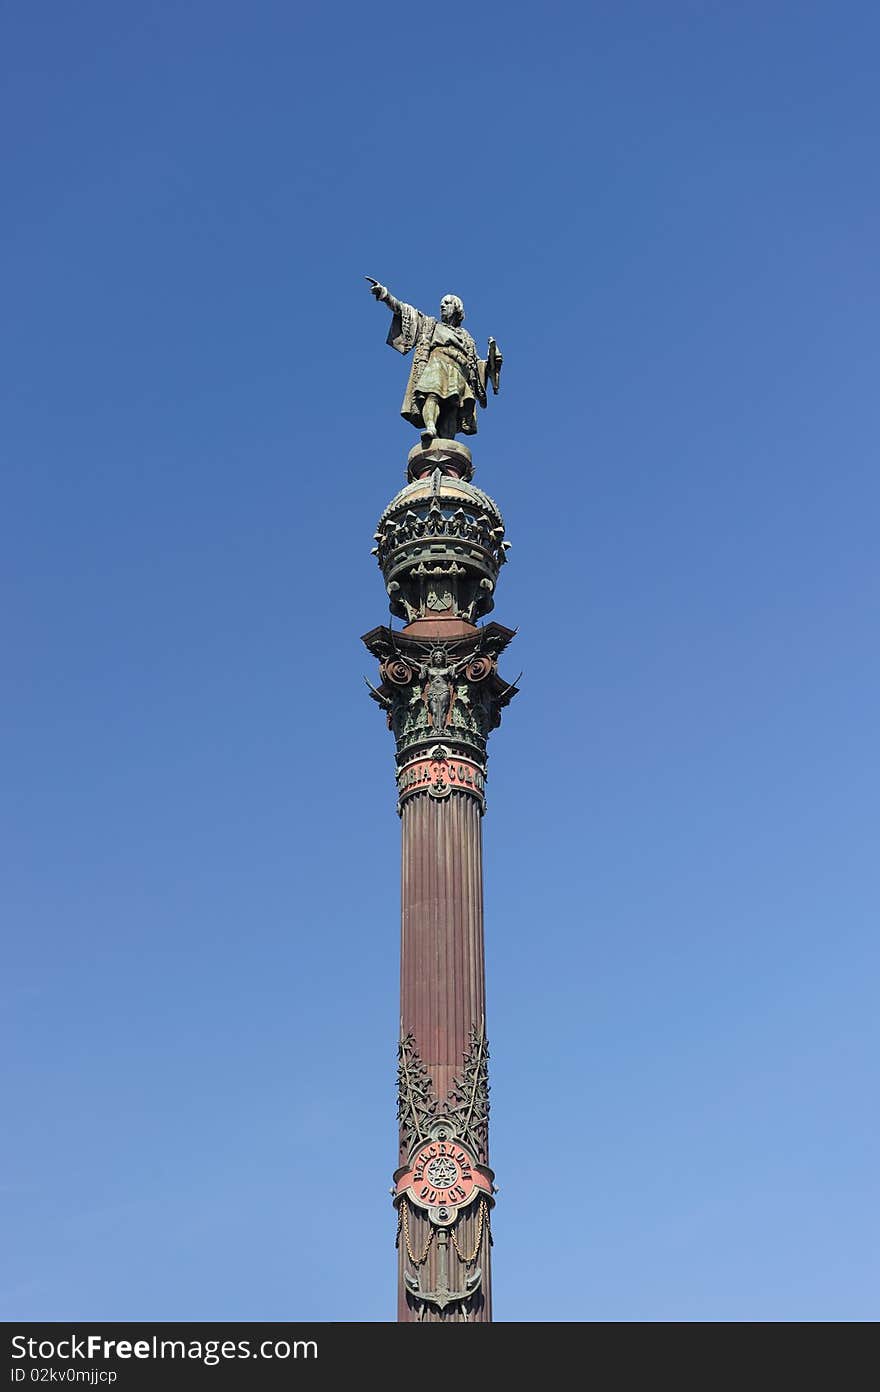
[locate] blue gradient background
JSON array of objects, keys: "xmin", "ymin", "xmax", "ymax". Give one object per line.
[{"xmin": 2, "ymin": 2, "xmax": 877, "ymax": 1321}]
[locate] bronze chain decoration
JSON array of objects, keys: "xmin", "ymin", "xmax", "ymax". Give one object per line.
[
  {"xmin": 448, "ymin": 1198, "xmax": 488, "ymax": 1266},
  {"xmin": 400, "ymin": 1198, "xmax": 435, "ymax": 1266}
]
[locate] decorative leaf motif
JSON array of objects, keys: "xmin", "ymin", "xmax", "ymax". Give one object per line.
[
  {"xmin": 447, "ymin": 1022, "xmax": 490, "ymax": 1162},
  {"xmin": 397, "ymin": 1031, "xmax": 437, "ymax": 1151}
]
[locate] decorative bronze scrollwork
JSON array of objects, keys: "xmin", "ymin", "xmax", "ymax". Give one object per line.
[{"xmin": 381, "ymin": 657, "xmax": 414, "ymax": 687}]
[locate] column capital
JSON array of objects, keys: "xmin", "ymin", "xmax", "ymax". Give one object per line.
[{"xmin": 362, "ymin": 625, "xmax": 518, "ymax": 812}]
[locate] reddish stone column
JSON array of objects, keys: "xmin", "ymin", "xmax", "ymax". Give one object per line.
[
  {"xmin": 397, "ymin": 789, "xmax": 491, "ymax": 1321},
  {"xmin": 364, "ymin": 440, "xmax": 516, "ymax": 1322}
]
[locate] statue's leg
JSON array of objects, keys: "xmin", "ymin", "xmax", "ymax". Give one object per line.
[
  {"xmin": 438, "ymin": 397, "xmax": 459, "ymax": 439},
  {"xmin": 421, "ymin": 394, "xmax": 440, "ymax": 443}
]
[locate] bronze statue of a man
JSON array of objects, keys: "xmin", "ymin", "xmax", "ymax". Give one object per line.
[{"xmin": 368, "ymin": 280, "xmax": 502, "ymax": 445}]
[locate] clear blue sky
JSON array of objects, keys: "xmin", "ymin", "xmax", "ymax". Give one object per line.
[{"xmin": 2, "ymin": 2, "xmax": 877, "ymax": 1321}]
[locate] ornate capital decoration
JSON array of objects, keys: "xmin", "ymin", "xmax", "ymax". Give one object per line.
[
  {"xmin": 362, "ymin": 457, "xmax": 517, "ymax": 812},
  {"xmin": 362, "ymin": 622, "xmax": 517, "ymax": 812}
]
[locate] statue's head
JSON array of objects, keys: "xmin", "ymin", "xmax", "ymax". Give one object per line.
[{"xmin": 440, "ymin": 294, "xmax": 465, "ymax": 326}]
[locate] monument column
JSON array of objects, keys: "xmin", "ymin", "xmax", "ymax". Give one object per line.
[{"xmin": 362, "ymin": 282, "xmax": 514, "ymax": 1322}]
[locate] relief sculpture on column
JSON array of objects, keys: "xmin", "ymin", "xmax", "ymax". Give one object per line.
[{"xmin": 394, "ymin": 1024, "xmax": 494, "ymax": 1318}]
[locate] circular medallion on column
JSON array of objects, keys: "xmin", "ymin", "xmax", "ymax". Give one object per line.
[{"xmin": 394, "ymin": 1120, "xmax": 493, "ymax": 1225}]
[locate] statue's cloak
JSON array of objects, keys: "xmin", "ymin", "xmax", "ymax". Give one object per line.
[{"xmin": 387, "ymin": 301, "xmax": 486, "ymax": 435}]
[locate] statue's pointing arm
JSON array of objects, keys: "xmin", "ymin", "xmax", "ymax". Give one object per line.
[
  {"xmin": 367, "ymin": 280, "xmax": 422, "ymax": 357},
  {"xmin": 367, "ymin": 279, "xmax": 401, "ymax": 315}
]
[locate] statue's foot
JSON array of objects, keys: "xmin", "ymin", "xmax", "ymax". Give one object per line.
[{"xmin": 421, "ymin": 427, "xmax": 437, "ymax": 446}]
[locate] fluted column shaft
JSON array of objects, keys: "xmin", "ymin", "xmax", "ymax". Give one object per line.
[{"xmin": 398, "ymin": 790, "xmax": 491, "ymax": 1322}]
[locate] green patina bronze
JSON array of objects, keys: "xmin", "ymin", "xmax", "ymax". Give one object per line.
[{"xmin": 367, "ymin": 278, "xmax": 503, "ymax": 444}]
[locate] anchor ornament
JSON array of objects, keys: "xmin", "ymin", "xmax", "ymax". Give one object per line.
[
  {"xmin": 403, "ymin": 1224, "xmax": 482, "ymax": 1314},
  {"xmin": 394, "ymin": 1118, "xmax": 494, "ymax": 1318}
]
